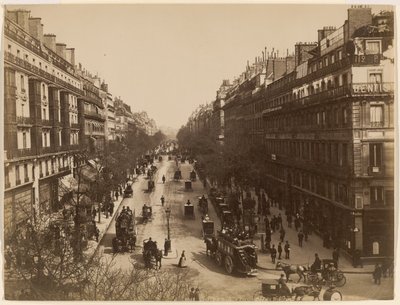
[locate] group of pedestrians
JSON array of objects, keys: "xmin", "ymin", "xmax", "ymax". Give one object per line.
[{"xmin": 189, "ymin": 287, "xmax": 200, "ymax": 301}]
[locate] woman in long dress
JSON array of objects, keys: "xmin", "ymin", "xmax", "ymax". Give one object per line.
[{"xmin": 178, "ymin": 250, "xmax": 187, "ymax": 268}]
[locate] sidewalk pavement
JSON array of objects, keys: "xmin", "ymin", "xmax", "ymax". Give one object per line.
[
  {"xmin": 249, "ymin": 195, "xmax": 374, "ymax": 274},
  {"xmin": 200, "ymin": 181, "xmax": 374, "ymax": 275}
]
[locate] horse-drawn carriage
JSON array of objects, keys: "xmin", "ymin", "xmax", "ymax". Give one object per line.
[
  {"xmin": 184, "ymin": 203, "xmax": 195, "ymax": 219},
  {"xmin": 204, "ymin": 229, "xmax": 257, "ymax": 276},
  {"xmin": 148, "ymin": 180, "xmax": 155, "ymax": 192},
  {"xmin": 174, "ymin": 169, "xmax": 182, "ymax": 181},
  {"xmin": 124, "ymin": 183, "xmax": 133, "ymax": 198},
  {"xmin": 190, "ymin": 170, "xmax": 197, "ymax": 181},
  {"xmin": 142, "ymin": 239, "xmax": 162, "ymax": 269},
  {"xmin": 306, "ymin": 259, "xmax": 346, "ymax": 287},
  {"xmin": 221, "ymin": 210, "xmax": 235, "ymax": 228},
  {"xmin": 112, "ymin": 208, "xmax": 136, "ymax": 253},
  {"xmin": 254, "ymin": 280, "xmax": 342, "ymax": 301},
  {"xmin": 142, "ymin": 204, "xmax": 153, "ymax": 223},
  {"xmin": 202, "ymin": 217, "xmax": 214, "ymax": 238}
]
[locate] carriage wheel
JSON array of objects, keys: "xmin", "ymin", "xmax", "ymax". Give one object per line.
[
  {"xmin": 335, "ymin": 273, "xmax": 346, "ymax": 287},
  {"xmin": 324, "ymin": 289, "xmax": 342, "ymax": 301},
  {"xmin": 224, "ymin": 255, "xmax": 234, "ymax": 274},
  {"xmin": 215, "ymin": 252, "xmax": 223, "ymax": 266}
]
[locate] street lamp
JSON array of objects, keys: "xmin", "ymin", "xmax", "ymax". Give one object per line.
[{"xmin": 165, "ymin": 207, "xmax": 171, "ymax": 252}]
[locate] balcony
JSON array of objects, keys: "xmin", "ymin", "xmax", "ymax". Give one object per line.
[
  {"xmin": 40, "ymin": 147, "xmax": 54, "ymax": 155},
  {"xmin": 41, "ymin": 119, "xmax": 52, "ymax": 126},
  {"xmin": 84, "ymin": 111, "xmax": 105, "ymax": 122},
  {"xmin": 16, "ymin": 116, "xmax": 34, "ymax": 125},
  {"xmin": 4, "ymin": 27, "xmax": 49, "ymax": 61},
  {"xmin": 7, "ymin": 148, "xmax": 33, "ymax": 159},
  {"xmin": 4, "ymin": 51, "xmax": 83, "ymax": 96},
  {"xmin": 71, "ymin": 123, "xmax": 80, "ymax": 129},
  {"xmin": 370, "ymin": 121, "xmax": 384, "ymax": 128}
]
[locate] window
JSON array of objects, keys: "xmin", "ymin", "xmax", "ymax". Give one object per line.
[
  {"xmin": 369, "ymin": 73, "xmax": 382, "ymax": 84},
  {"xmin": 370, "ymin": 105, "xmax": 383, "ymax": 126},
  {"xmin": 372, "ymin": 242, "xmax": 380, "ymax": 255},
  {"xmin": 17, "ymin": 49, "xmax": 21, "ymax": 58},
  {"xmin": 43, "ymin": 108, "xmax": 46, "ymax": 120},
  {"xmin": 369, "ymin": 143, "xmax": 382, "ymax": 167},
  {"xmin": 42, "ymin": 84, "xmax": 46, "ymax": 98},
  {"xmin": 370, "ymin": 186, "xmax": 384, "ymax": 206},
  {"xmin": 343, "ymin": 108, "xmax": 348, "ymax": 125},
  {"xmin": 16, "ymin": 165, "xmax": 20, "ymax": 184},
  {"xmin": 45, "ymin": 160, "xmax": 49, "ymax": 175},
  {"xmin": 40, "ymin": 162, "xmax": 43, "ymax": 177},
  {"xmin": 338, "ymin": 50, "xmax": 343, "ymax": 60},
  {"xmin": 331, "ymin": 54, "xmax": 335, "ymax": 63},
  {"xmin": 25, "ymin": 54, "xmax": 28, "ymax": 60},
  {"xmin": 32, "ymin": 165, "xmax": 35, "ymax": 180},
  {"xmin": 342, "ymin": 144, "xmax": 348, "ymax": 166},
  {"xmin": 24, "ymin": 164, "xmax": 28, "ymax": 182},
  {"xmin": 20, "ymin": 75, "xmax": 25, "ymax": 91},
  {"xmin": 366, "ymin": 41, "xmax": 381, "ymax": 55},
  {"xmin": 22, "ymin": 131, "xmax": 27, "ymax": 148}
]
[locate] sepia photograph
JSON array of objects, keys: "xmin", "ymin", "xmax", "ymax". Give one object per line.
[{"xmin": 1, "ymin": 1, "xmax": 397, "ymax": 302}]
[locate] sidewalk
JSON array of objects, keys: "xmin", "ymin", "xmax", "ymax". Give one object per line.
[
  {"xmin": 83, "ymin": 195, "xmax": 124, "ymax": 258},
  {"xmin": 248, "ymin": 193, "xmax": 374, "ymax": 274}
]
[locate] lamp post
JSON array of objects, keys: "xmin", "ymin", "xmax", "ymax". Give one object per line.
[{"xmin": 165, "ymin": 207, "xmax": 171, "ymax": 252}]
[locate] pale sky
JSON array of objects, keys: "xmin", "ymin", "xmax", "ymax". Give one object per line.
[{"xmin": 4, "ymin": 4, "xmax": 392, "ymax": 129}]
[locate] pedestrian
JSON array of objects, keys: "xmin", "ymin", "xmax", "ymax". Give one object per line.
[
  {"xmin": 332, "ymin": 248, "xmax": 339, "ymax": 268},
  {"xmin": 161, "ymin": 195, "xmax": 165, "ymax": 206},
  {"xmin": 94, "ymin": 226, "xmax": 99, "ymax": 242},
  {"xmin": 373, "ymin": 264, "xmax": 382, "ymax": 285},
  {"xmin": 178, "ymin": 250, "xmax": 187, "ymax": 268},
  {"xmin": 271, "ymin": 216, "xmax": 276, "ymax": 232},
  {"xmin": 109, "ymin": 202, "xmax": 115, "ymax": 216},
  {"xmin": 265, "ymin": 229, "xmax": 271, "ymax": 250},
  {"xmin": 277, "ymin": 242, "xmax": 283, "ymax": 260},
  {"xmin": 287, "ymin": 213, "xmax": 292, "ymax": 228},
  {"xmin": 189, "ymin": 287, "xmax": 195, "ymax": 300},
  {"xmin": 279, "ymin": 228, "xmax": 286, "ymax": 243},
  {"xmin": 298, "ymin": 230, "xmax": 304, "ymax": 247},
  {"xmin": 194, "ymin": 288, "xmax": 200, "ymax": 301},
  {"xmin": 284, "ymin": 241, "xmax": 290, "ymax": 259},
  {"xmin": 115, "ymin": 190, "xmax": 119, "ymax": 201},
  {"xmin": 92, "ymin": 208, "xmax": 97, "ymax": 220},
  {"xmin": 162, "ymin": 175, "xmax": 166, "ymax": 184},
  {"xmin": 294, "ymin": 217, "xmax": 300, "ymax": 231},
  {"xmin": 303, "ymin": 223, "xmax": 309, "ymax": 241},
  {"xmin": 277, "ymin": 213, "xmax": 283, "ymax": 230},
  {"xmin": 270, "ymin": 244, "xmax": 277, "ymax": 263}
]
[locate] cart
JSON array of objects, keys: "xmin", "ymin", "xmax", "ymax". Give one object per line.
[
  {"xmin": 184, "ymin": 204, "xmax": 195, "ymax": 219},
  {"xmin": 255, "ymin": 279, "xmax": 293, "ymax": 301},
  {"xmin": 142, "ymin": 205, "xmax": 152, "ymax": 223},
  {"xmin": 306, "ymin": 259, "xmax": 346, "ymax": 287}
]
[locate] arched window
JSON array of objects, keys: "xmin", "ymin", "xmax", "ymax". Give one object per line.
[
  {"xmin": 42, "ymin": 84, "xmax": 46, "ymax": 98},
  {"xmin": 372, "ymin": 241, "xmax": 380, "ymax": 255},
  {"xmin": 20, "ymin": 75, "xmax": 25, "ymax": 90}
]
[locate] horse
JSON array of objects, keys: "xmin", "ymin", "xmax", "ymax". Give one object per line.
[
  {"xmin": 154, "ymin": 249, "xmax": 163, "ymax": 270},
  {"xmin": 292, "ymin": 285, "xmax": 322, "ymax": 301},
  {"xmin": 204, "ymin": 237, "xmax": 217, "ymax": 256},
  {"xmin": 276, "ymin": 261, "xmax": 308, "ymax": 283}
]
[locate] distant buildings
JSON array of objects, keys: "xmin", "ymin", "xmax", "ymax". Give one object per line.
[
  {"xmin": 185, "ymin": 6, "xmax": 395, "ymax": 261},
  {"xmin": 3, "ymin": 9, "xmax": 158, "ymax": 239}
]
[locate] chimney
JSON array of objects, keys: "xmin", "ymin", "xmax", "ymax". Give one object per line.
[
  {"xmin": 65, "ymin": 48, "xmax": 75, "ymax": 65},
  {"xmin": 294, "ymin": 42, "xmax": 318, "ymax": 66},
  {"xmin": 43, "ymin": 34, "xmax": 56, "ymax": 51},
  {"xmin": 6, "ymin": 10, "xmax": 31, "ymax": 32},
  {"xmin": 347, "ymin": 5, "xmax": 372, "ymax": 40},
  {"xmin": 318, "ymin": 26, "xmax": 337, "ymax": 42},
  {"xmin": 28, "ymin": 18, "xmax": 43, "ymax": 42},
  {"xmin": 56, "ymin": 43, "xmax": 67, "ymax": 59}
]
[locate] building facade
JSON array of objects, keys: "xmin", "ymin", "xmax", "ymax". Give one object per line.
[
  {"xmin": 219, "ymin": 7, "xmax": 394, "ymax": 260},
  {"xmin": 3, "ymin": 10, "xmax": 83, "ymax": 238}
]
